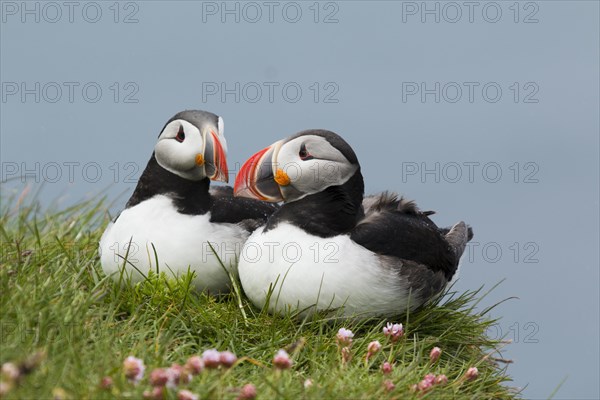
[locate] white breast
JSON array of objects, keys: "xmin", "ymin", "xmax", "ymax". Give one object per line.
[
  {"xmin": 99, "ymin": 195, "xmax": 248, "ymax": 293},
  {"xmin": 238, "ymin": 222, "xmax": 411, "ymax": 317}
]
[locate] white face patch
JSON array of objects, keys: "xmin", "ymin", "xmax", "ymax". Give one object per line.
[
  {"xmin": 275, "ymin": 135, "xmax": 358, "ymax": 200},
  {"xmin": 154, "ymin": 119, "xmax": 206, "ymax": 180}
]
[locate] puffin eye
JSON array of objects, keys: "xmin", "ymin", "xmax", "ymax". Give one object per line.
[
  {"xmin": 175, "ymin": 125, "xmax": 185, "ymax": 143},
  {"xmin": 299, "ymin": 144, "xmax": 312, "ymax": 160}
]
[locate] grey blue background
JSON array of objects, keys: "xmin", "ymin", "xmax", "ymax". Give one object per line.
[{"xmin": 1, "ymin": 1, "xmax": 598, "ymax": 398}]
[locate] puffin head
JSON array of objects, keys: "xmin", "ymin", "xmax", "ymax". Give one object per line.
[
  {"xmin": 154, "ymin": 110, "xmax": 229, "ymax": 182},
  {"xmin": 234, "ymin": 129, "xmax": 360, "ymax": 203}
]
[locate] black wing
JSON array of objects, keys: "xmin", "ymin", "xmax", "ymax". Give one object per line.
[
  {"xmin": 209, "ymin": 186, "xmax": 279, "ymax": 231},
  {"xmin": 352, "ymin": 193, "xmax": 459, "ymax": 280}
]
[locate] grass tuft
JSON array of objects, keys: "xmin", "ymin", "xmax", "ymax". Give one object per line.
[{"xmin": 0, "ymin": 192, "xmax": 519, "ymax": 399}]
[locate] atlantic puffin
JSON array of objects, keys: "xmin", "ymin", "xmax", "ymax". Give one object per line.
[
  {"xmin": 233, "ymin": 129, "xmax": 473, "ymax": 317},
  {"xmin": 99, "ymin": 110, "xmax": 277, "ymax": 293}
]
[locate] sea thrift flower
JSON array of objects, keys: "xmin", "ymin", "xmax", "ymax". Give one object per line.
[
  {"xmin": 99, "ymin": 376, "xmax": 113, "ymax": 390},
  {"xmin": 123, "ymin": 356, "xmax": 145, "ymax": 383},
  {"xmin": 423, "ymin": 373, "xmax": 436, "ymax": 385},
  {"xmin": 1, "ymin": 363, "xmax": 19, "ymax": 382},
  {"xmin": 185, "ymin": 356, "xmax": 203, "ymax": 375},
  {"xmin": 435, "ymin": 374, "xmax": 448, "ymax": 385},
  {"xmin": 273, "ymin": 349, "xmax": 292, "ymax": 370},
  {"xmin": 417, "ymin": 380, "xmax": 432, "ymax": 392},
  {"xmin": 336, "ymin": 328, "xmax": 354, "ymax": 347},
  {"xmin": 238, "ymin": 383, "xmax": 257, "ymax": 399},
  {"xmin": 415, "ymin": 373, "xmax": 437, "ymax": 392},
  {"xmin": 167, "ymin": 364, "xmax": 191, "ymax": 386},
  {"xmin": 383, "ymin": 379, "xmax": 395, "ymax": 392},
  {"xmin": 383, "ymin": 323, "xmax": 404, "ymax": 342},
  {"xmin": 219, "ymin": 351, "xmax": 238, "ymax": 368},
  {"xmin": 367, "ymin": 341, "xmax": 382, "ymax": 352},
  {"xmin": 143, "ymin": 387, "xmax": 164, "ymax": 400},
  {"xmin": 303, "ymin": 379, "xmax": 313, "ymax": 389},
  {"xmin": 367, "ymin": 340, "xmax": 382, "ymax": 357},
  {"xmin": 429, "ymin": 347, "xmax": 442, "ymax": 363},
  {"xmin": 465, "ymin": 366, "xmax": 479, "ymax": 381},
  {"xmin": 177, "ymin": 389, "xmax": 198, "ymax": 400},
  {"xmin": 381, "ymin": 361, "xmax": 393, "ymax": 375},
  {"xmin": 202, "ymin": 349, "xmax": 221, "ymax": 369},
  {"xmin": 417, "ymin": 378, "xmax": 434, "ymax": 392},
  {"xmin": 150, "ymin": 368, "xmax": 170, "ymax": 387},
  {"xmin": 382, "ymin": 322, "xmax": 397, "ymax": 336}
]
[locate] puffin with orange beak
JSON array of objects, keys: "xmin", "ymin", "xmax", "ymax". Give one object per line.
[
  {"xmin": 234, "ymin": 129, "xmax": 473, "ymax": 317},
  {"xmin": 100, "ymin": 110, "xmax": 277, "ymax": 293}
]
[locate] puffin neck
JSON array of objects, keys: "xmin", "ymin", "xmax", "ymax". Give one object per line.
[
  {"xmin": 266, "ymin": 170, "xmax": 365, "ymax": 238},
  {"xmin": 126, "ymin": 155, "xmax": 212, "ymax": 215}
]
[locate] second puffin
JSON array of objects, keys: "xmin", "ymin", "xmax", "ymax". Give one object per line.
[{"xmin": 234, "ymin": 129, "xmax": 473, "ymax": 317}]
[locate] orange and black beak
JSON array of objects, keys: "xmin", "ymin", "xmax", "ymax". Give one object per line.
[
  {"xmin": 234, "ymin": 140, "xmax": 287, "ymax": 202},
  {"xmin": 203, "ymin": 129, "xmax": 229, "ymax": 182}
]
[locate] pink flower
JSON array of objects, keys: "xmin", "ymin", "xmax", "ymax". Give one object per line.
[
  {"xmin": 412, "ymin": 373, "xmax": 448, "ymax": 393},
  {"xmin": 383, "ymin": 323, "xmax": 404, "ymax": 342},
  {"xmin": 166, "ymin": 364, "xmax": 190, "ymax": 387},
  {"xmin": 383, "ymin": 379, "xmax": 395, "ymax": 392},
  {"xmin": 202, "ymin": 349, "xmax": 221, "ymax": 369},
  {"xmin": 185, "ymin": 356, "xmax": 203, "ymax": 375},
  {"xmin": 367, "ymin": 340, "xmax": 381, "ymax": 354},
  {"xmin": 416, "ymin": 373, "xmax": 436, "ymax": 392},
  {"xmin": 429, "ymin": 346, "xmax": 442, "ymax": 363},
  {"xmin": 273, "ymin": 349, "xmax": 292, "ymax": 370},
  {"xmin": 143, "ymin": 386, "xmax": 164, "ymax": 400},
  {"xmin": 382, "ymin": 322, "xmax": 397, "ymax": 336},
  {"xmin": 177, "ymin": 389, "xmax": 199, "ymax": 400},
  {"xmin": 423, "ymin": 373, "xmax": 436, "ymax": 385},
  {"xmin": 150, "ymin": 368, "xmax": 170, "ymax": 387},
  {"xmin": 99, "ymin": 376, "xmax": 113, "ymax": 390},
  {"xmin": 238, "ymin": 383, "xmax": 257, "ymax": 399},
  {"xmin": 336, "ymin": 328, "xmax": 354, "ymax": 347},
  {"xmin": 366, "ymin": 340, "xmax": 382, "ymax": 361},
  {"xmin": 123, "ymin": 356, "xmax": 145, "ymax": 383},
  {"xmin": 417, "ymin": 379, "xmax": 432, "ymax": 392},
  {"xmin": 1, "ymin": 363, "xmax": 20, "ymax": 382},
  {"xmin": 381, "ymin": 361, "xmax": 393, "ymax": 375},
  {"xmin": 303, "ymin": 379, "xmax": 313, "ymax": 389},
  {"xmin": 219, "ymin": 351, "xmax": 238, "ymax": 368},
  {"xmin": 465, "ymin": 366, "xmax": 479, "ymax": 381},
  {"xmin": 435, "ymin": 374, "xmax": 448, "ymax": 385}
]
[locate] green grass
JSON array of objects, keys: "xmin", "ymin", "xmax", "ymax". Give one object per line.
[{"xmin": 0, "ymin": 191, "xmax": 518, "ymax": 399}]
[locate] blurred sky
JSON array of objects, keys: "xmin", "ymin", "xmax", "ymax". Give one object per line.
[{"xmin": 1, "ymin": 1, "xmax": 599, "ymax": 398}]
